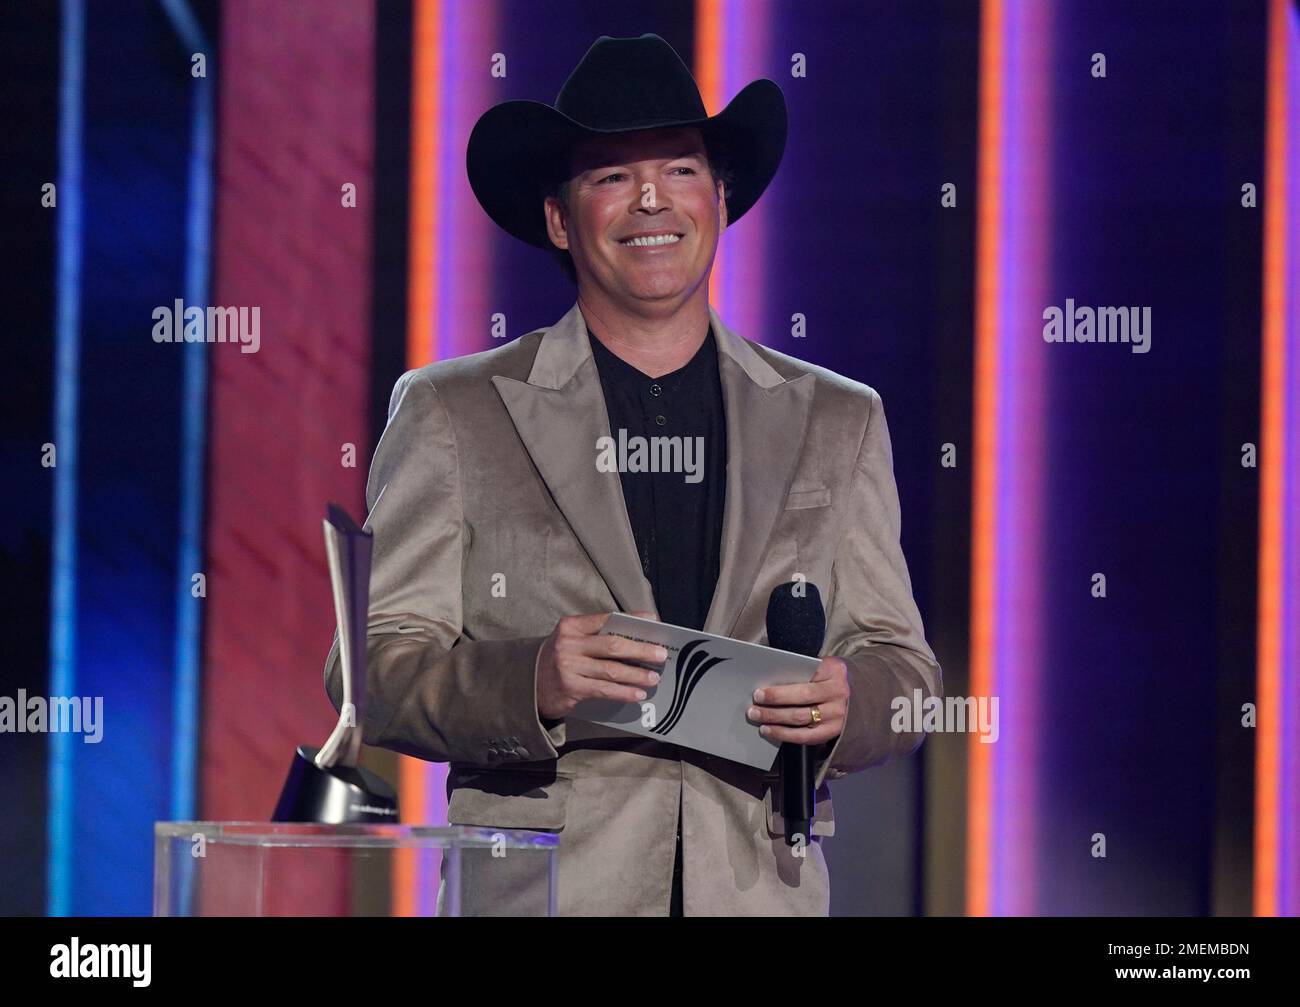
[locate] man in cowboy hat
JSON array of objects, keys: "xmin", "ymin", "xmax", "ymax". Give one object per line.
[{"xmin": 325, "ymin": 33, "xmax": 940, "ymax": 916}]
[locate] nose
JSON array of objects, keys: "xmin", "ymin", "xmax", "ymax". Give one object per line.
[{"xmin": 630, "ymin": 166, "xmax": 672, "ymax": 214}]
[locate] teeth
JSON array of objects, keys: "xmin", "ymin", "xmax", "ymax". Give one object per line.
[{"xmin": 621, "ymin": 234, "xmax": 681, "ymax": 247}]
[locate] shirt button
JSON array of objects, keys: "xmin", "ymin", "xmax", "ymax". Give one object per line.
[
  {"xmin": 649, "ymin": 383, "xmax": 662, "ymax": 397},
  {"xmin": 655, "ymin": 414, "xmax": 667, "ymax": 426}
]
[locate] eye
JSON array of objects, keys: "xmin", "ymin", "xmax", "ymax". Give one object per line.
[
  {"xmin": 671, "ymin": 166, "xmax": 696, "ymax": 176},
  {"xmin": 598, "ymin": 172, "xmax": 626, "ymax": 184}
]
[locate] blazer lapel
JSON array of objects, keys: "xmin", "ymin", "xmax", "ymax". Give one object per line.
[
  {"xmin": 492, "ymin": 302, "xmax": 656, "ymax": 616},
  {"xmin": 492, "ymin": 301, "xmax": 814, "ymax": 637},
  {"xmin": 703, "ymin": 307, "xmax": 815, "ymax": 637}
]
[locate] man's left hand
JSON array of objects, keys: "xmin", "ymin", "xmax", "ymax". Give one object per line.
[{"xmin": 747, "ymin": 656, "xmax": 849, "ymax": 746}]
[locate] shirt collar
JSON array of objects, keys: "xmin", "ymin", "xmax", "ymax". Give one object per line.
[{"xmin": 586, "ymin": 322, "xmax": 717, "ymax": 390}]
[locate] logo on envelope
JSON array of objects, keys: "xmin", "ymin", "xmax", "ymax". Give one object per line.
[
  {"xmin": 572, "ymin": 613, "xmax": 819, "ymax": 770},
  {"xmin": 650, "ymin": 639, "xmax": 729, "ymax": 735}
]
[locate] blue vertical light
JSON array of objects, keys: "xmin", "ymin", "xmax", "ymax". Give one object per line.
[
  {"xmin": 159, "ymin": 0, "xmax": 213, "ymax": 825},
  {"xmin": 48, "ymin": 0, "xmax": 85, "ymax": 917}
]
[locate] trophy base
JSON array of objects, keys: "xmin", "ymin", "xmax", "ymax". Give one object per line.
[{"xmin": 271, "ymin": 745, "xmax": 400, "ymax": 824}]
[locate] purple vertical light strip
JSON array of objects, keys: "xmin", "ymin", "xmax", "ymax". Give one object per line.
[
  {"xmin": 439, "ymin": 0, "xmax": 497, "ymax": 361},
  {"xmin": 716, "ymin": 0, "xmax": 772, "ymax": 343},
  {"xmin": 991, "ymin": 0, "xmax": 1052, "ymax": 916},
  {"xmin": 419, "ymin": 0, "xmax": 498, "ymax": 917}
]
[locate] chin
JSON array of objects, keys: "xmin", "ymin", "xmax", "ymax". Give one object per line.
[
  {"xmin": 625, "ymin": 279, "xmax": 689, "ymax": 301},
  {"xmin": 623, "ymin": 266, "xmax": 695, "ymax": 294}
]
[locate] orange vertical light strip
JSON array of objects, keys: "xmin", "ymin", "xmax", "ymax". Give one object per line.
[
  {"xmin": 967, "ymin": 0, "xmax": 1003, "ymax": 919},
  {"xmin": 1254, "ymin": 0, "xmax": 1290, "ymax": 919},
  {"xmin": 395, "ymin": 0, "xmax": 441, "ymax": 918},
  {"xmin": 407, "ymin": 0, "xmax": 440, "ymax": 369},
  {"xmin": 695, "ymin": 0, "xmax": 724, "ymax": 309}
]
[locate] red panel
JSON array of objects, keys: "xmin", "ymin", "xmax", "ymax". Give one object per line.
[{"xmin": 201, "ymin": 0, "xmax": 374, "ymax": 834}]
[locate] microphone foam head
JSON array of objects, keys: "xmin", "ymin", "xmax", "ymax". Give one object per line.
[{"xmin": 765, "ymin": 581, "xmax": 826, "ymax": 657}]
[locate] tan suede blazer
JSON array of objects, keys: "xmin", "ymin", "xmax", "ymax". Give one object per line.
[{"xmin": 324, "ymin": 300, "xmax": 941, "ymax": 916}]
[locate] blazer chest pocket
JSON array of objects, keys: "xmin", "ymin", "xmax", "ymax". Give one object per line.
[
  {"xmin": 446, "ymin": 767, "xmax": 573, "ymax": 832},
  {"xmin": 784, "ymin": 483, "xmax": 831, "ymax": 510}
]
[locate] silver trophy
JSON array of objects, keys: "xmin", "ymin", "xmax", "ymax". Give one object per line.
[{"xmin": 271, "ymin": 503, "xmax": 399, "ymax": 823}]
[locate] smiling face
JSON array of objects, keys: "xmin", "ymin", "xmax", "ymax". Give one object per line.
[{"xmin": 543, "ymin": 126, "xmax": 727, "ymax": 310}]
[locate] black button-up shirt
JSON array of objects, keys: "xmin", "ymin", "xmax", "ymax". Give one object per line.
[
  {"xmin": 588, "ymin": 321, "xmax": 726, "ymax": 914},
  {"xmin": 587, "ymin": 323, "xmax": 728, "ymax": 632}
]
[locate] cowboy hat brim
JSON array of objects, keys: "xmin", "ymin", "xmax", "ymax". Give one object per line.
[{"xmin": 466, "ymin": 78, "xmax": 787, "ymax": 251}]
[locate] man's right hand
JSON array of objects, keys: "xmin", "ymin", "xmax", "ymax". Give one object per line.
[{"xmin": 536, "ymin": 611, "xmax": 667, "ymax": 720}]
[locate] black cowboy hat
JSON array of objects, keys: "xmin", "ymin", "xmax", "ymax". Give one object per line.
[{"xmin": 466, "ymin": 33, "xmax": 788, "ymax": 250}]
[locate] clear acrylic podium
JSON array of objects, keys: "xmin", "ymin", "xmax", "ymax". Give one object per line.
[{"xmin": 154, "ymin": 822, "xmax": 559, "ymax": 916}]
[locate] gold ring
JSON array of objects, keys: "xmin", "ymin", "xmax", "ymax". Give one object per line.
[{"xmin": 809, "ymin": 705, "xmax": 822, "ymax": 725}]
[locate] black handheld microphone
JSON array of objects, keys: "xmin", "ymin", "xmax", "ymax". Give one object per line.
[{"xmin": 765, "ymin": 581, "xmax": 826, "ymax": 847}]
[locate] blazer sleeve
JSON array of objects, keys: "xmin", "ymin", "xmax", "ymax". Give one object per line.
[
  {"xmin": 322, "ymin": 369, "xmax": 567, "ymax": 766},
  {"xmin": 813, "ymin": 387, "xmax": 942, "ymax": 789}
]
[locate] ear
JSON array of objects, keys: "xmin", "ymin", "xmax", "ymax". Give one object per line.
[
  {"xmin": 543, "ymin": 195, "xmax": 570, "ymax": 251},
  {"xmin": 716, "ymin": 179, "xmax": 728, "ymax": 235}
]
